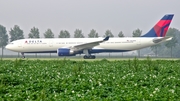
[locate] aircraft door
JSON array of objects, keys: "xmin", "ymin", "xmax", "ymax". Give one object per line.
[
  {"xmin": 136, "ymin": 39, "xmax": 141, "ymax": 45},
  {"xmin": 18, "ymin": 42, "xmax": 22, "ymax": 47},
  {"xmin": 49, "ymin": 41, "xmax": 53, "ymax": 47}
]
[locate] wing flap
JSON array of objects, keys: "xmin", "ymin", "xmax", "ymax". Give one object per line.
[{"xmin": 71, "ymin": 36, "xmax": 109, "ymax": 51}]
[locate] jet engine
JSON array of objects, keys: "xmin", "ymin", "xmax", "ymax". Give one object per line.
[{"xmin": 57, "ymin": 48, "xmax": 75, "ymax": 56}]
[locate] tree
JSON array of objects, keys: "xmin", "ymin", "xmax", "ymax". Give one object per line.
[
  {"xmin": 88, "ymin": 29, "xmax": 98, "ymax": 38},
  {"xmin": 165, "ymin": 28, "xmax": 178, "ymax": 57},
  {"xmin": 44, "ymin": 29, "xmax": 54, "ymax": 38},
  {"xmin": 104, "ymin": 30, "xmax": 114, "ymax": 37},
  {"xmin": 74, "ymin": 29, "xmax": 84, "ymax": 38},
  {"xmin": 132, "ymin": 28, "xmax": 142, "ymax": 57},
  {"xmin": 9, "ymin": 25, "xmax": 24, "ymax": 57},
  {"xmin": 132, "ymin": 28, "xmax": 142, "ymax": 37},
  {"xmin": 118, "ymin": 31, "xmax": 124, "ymax": 57},
  {"xmin": 104, "ymin": 30, "xmax": 113, "ymax": 57},
  {"xmin": 150, "ymin": 44, "xmax": 161, "ymax": 57},
  {"xmin": 9, "ymin": 25, "xmax": 24, "ymax": 41},
  {"xmin": 0, "ymin": 25, "xmax": 8, "ymax": 58},
  {"xmin": 44, "ymin": 29, "xmax": 54, "ymax": 58},
  {"xmin": 118, "ymin": 31, "xmax": 124, "ymax": 37},
  {"xmin": 28, "ymin": 27, "xmax": 40, "ymax": 38},
  {"xmin": 58, "ymin": 30, "xmax": 70, "ymax": 38}
]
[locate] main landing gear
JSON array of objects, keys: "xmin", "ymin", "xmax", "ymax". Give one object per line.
[
  {"xmin": 83, "ymin": 49, "xmax": 96, "ymax": 59},
  {"xmin": 83, "ymin": 55, "xmax": 96, "ymax": 59}
]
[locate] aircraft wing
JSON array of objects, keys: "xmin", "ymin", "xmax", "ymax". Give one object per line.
[
  {"xmin": 70, "ymin": 36, "xmax": 109, "ymax": 51},
  {"xmin": 153, "ymin": 36, "xmax": 172, "ymax": 43}
]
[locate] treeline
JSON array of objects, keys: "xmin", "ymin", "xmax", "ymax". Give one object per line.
[
  {"xmin": 150, "ymin": 28, "xmax": 180, "ymax": 57},
  {"xmin": 0, "ymin": 24, "xmax": 180, "ymax": 57},
  {"xmin": 0, "ymin": 25, "xmax": 144, "ymax": 47}
]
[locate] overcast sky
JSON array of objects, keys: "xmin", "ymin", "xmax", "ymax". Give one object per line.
[{"xmin": 0, "ymin": 0, "xmax": 179, "ymax": 38}]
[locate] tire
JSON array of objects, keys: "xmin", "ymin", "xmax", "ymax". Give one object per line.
[{"xmin": 83, "ymin": 55, "xmax": 88, "ymax": 59}]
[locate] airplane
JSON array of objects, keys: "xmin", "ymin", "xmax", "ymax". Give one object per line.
[{"xmin": 5, "ymin": 14, "xmax": 174, "ymax": 59}]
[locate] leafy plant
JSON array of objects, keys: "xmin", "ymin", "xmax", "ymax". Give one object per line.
[{"xmin": 0, "ymin": 59, "xmax": 180, "ymax": 100}]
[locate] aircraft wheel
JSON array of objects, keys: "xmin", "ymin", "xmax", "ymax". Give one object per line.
[
  {"xmin": 84, "ymin": 55, "xmax": 96, "ymax": 59},
  {"xmin": 83, "ymin": 55, "xmax": 88, "ymax": 59},
  {"xmin": 21, "ymin": 53, "xmax": 25, "ymax": 59},
  {"xmin": 92, "ymin": 55, "xmax": 96, "ymax": 59},
  {"xmin": 88, "ymin": 55, "xmax": 95, "ymax": 59},
  {"xmin": 90, "ymin": 55, "xmax": 96, "ymax": 59}
]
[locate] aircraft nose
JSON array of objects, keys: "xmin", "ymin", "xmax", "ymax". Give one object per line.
[
  {"xmin": 5, "ymin": 44, "xmax": 18, "ymax": 52},
  {"xmin": 5, "ymin": 45, "xmax": 10, "ymax": 50}
]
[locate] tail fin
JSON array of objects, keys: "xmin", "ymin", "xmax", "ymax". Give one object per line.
[{"xmin": 141, "ymin": 14, "xmax": 174, "ymax": 37}]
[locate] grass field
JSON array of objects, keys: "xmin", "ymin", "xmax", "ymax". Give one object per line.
[
  {"xmin": 0, "ymin": 58, "xmax": 180, "ymax": 100},
  {"xmin": 2, "ymin": 57, "xmax": 180, "ymax": 61}
]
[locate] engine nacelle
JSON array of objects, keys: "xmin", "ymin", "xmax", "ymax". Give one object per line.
[{"xmin": 57, "ymin": 48, "xmax": 75, "ymax": 56}]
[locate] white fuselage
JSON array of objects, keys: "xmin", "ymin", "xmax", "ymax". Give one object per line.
[{"xmin": 5, "ymin": 37, "xmax": 165, "ymax": 54}]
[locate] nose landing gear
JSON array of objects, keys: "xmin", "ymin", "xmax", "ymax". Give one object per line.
[{"xmin": 21, "ymin": 52, "xmax": 25, "ymax": 58}]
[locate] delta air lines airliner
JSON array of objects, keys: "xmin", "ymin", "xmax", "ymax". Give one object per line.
[{"xmin": 5, "ymin": 14, "xmax": 174, "ymax": 59}]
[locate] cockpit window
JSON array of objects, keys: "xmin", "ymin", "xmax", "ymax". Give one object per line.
[{"xmin": 10, "ymin": 42, "xmax": 14, "ymax": 44}]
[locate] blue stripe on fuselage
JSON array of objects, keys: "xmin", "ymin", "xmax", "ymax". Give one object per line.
[
  {"xmin": 25, "ymin": 51, "xmax": 57, "ymax": 53},
  {"xmin": 24, "ymin": 49, "xmax": 131, "ymax": 54},
  {"xmin": 89, "ymin": 49, "xmax": 130, "ymax": 53}
]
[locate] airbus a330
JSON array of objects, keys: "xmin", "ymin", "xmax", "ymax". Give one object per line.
[{"xmin": 5, "ymin": 14, "xmax": 174, "ymax": 59}]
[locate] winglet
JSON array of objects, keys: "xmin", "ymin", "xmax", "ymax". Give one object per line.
[{"xmin": 103, "ymin": 36, "xmax": 109, "ymax": 41}]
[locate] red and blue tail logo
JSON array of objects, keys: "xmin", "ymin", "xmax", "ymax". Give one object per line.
[{"xmin": 141, "ymin": 14, "xmax": 174, "ymax": 37}]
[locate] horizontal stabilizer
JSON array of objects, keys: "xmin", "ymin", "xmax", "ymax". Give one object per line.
[{"xmin": 153, "ymin": 36, "xmax": 172, "ymax": 43}]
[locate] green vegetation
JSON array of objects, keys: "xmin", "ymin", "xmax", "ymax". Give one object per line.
[
  {"xmin": 0, "ymin": 58, "xmax": 180, "ymax": 100},
  {"xmin": 44, "ymin": 29, "xmax": 54, "ymax": 38},
  {"xmin": 28, "ymin": 27, "xmax": 40, "ymax": 38},
  {"xmin": 0, "ymin": 25, "xmax": 8, "ymax": 58}
]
